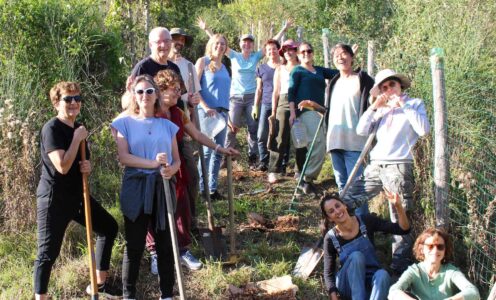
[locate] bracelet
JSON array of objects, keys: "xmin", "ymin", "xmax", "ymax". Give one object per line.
[{"xmin": 215, "ymin": 144, "xmax": 221, "ymax": 152}]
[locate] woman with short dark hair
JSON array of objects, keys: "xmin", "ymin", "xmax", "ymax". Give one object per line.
[
  {"xmin": 326, "ymin": 43, "xmax": 374, "ymax": 216},
  {"xmin": 34, "ymin": 81, "xmax": 119, "ymax": 299},
  {"xmin": 388, "ymin": 228, "xmax": 480, "ymax": 300}
]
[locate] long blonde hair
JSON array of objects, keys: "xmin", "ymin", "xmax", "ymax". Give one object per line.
[{"xmin": 205, "ymin": 34, "xmax": 228, "ymax": 73}]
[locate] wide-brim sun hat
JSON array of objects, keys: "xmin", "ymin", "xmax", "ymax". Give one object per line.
[
  {"xmin": 278, "ymin": 40, "xmax": 299, "ymax": 56},
  {"xmin": 170, "ymin": 27, "xmax": 193, "ymax": 47},
  {"xmin": 370, "ymin": 69, "xmax": 411, "ymax": 97},
  {"xmin": 240, "ymin": 33, "xmax": 255, "ymax": 41}
]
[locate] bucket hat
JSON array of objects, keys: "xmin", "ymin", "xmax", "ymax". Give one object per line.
[
  {"xmin": 170, "ymin": 27, "xmax": 193, "ymax": 47},
  {"xmin": 370, "ymin": 69, "xmax": 411, "ymax": 97}
]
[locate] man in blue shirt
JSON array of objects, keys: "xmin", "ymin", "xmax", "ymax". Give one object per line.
[{"xmin": 199, "ymin": 18, "xmax": 292, "ymax": 169}]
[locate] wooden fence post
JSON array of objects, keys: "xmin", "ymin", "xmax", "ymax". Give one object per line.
[
  {"xmin": 367, "ymin": 40, "xmax": 375, "ymax": 77},
  {"xmin": 296, "ymin": 26, "xmax": 303, "ymax": 42},
  {"xmin": 322, "ymin": 29, "xmax": 331, "ymax": 108},
  {"xmin": 430, "ymin": 47, "xmax": 449, "ymax": 228}
]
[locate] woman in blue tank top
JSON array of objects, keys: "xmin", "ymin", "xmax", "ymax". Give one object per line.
[{"xmin": 195, "ymin": 34, "xmax": 231, "ymax": 200}]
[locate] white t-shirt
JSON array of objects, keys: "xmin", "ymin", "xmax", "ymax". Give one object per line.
[{"xmin": 326, "ymin": 74, "xmax": 368, "ymax": 151}]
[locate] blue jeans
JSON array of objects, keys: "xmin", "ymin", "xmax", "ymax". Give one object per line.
[
  {"xmin": 330, "ymin": 150, "xmax": 368, "ymax": 215},
  {"xmin": 226, "ymin": 93, "xmax": 259, "ymax": 158},
  {"xmin": 343, "ymin": 163, "xmax": 415, "ymax": 274},
  {"xmin": 198, "ymin": 108, "xmax": 227, "ymax": 193},
  {"xmin": 337, "ymin": 252, "xmax": 391, "ymax": 300},
  {"xmin": 257, "ymin": 103, "xmax": 271, "ymax": 165}
]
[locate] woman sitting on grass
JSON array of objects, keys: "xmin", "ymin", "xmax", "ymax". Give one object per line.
[
  {"xmin": 111, "ymin": 74, "xmax": 180, "ymax": 300},
  {"xmin": 388, "ymin": 227, "xmax": 480, "ymax": 300},
  {"xmin": 34, "ymin": 81, "xmax": 119, "ymax": 299},
  {"xmin": 321, "ymin": 191, "xmax": 410, "ymax": 300}
]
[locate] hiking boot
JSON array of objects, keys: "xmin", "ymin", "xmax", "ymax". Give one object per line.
[
  {"xmin": 256, "ymin": 163, "xmax": 268, "ymax": 172},
  {"xmin": 150, "ymin": 252, "xmax": 158, "ymax": 275},
  {"xmin": 209, "ymin": 190, "xmax": 225, "ymax": 201},
  {"xmin": 86, "ymin": 281, "xmax": 122, "ymax": 299},
  {"xmin": 248, "ymin": 155, "xmax": 258, "ymax": 170},
  {"xmin": 302, "ymin": 181, "xmax": 318, "ymax": 196},
  {"xmin": 268, "ymin": 172, "xmax": 279, "ymax": 184},
  {"xmin": 180, "ymin": 250, "xmax": 202, "ymax": 270}
]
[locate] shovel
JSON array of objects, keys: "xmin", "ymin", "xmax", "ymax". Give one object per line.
[
  {"xmin": 188, "ymin": 64, "xmax": 227, "ymax": 260},
  {"xmin": 162, "ymin": 175, "xmax": 186, "ymax": 300},
  {"xmin": 80, "ymin": 140, "xmax": 99, "ymax": 300},
  {"xmin": 225, "ymin": 155, "xmax": 241, "ymax": 264},
  {"xmin": 292, "ymin": 117, "xmax": 383, "ymax": 280},
  {"xmin": 293, "ymin": 237, "xmax": 324, "ymax": 279}
]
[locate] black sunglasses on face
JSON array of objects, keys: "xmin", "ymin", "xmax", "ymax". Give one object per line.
[{"xmin": 62, "ymin": 95, "xmax": 82, "ymax": 103}]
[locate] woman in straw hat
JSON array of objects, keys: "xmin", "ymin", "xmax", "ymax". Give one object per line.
[{"xmin": 342, "ymin": 69, "xmax": 430, "ymax": 277}]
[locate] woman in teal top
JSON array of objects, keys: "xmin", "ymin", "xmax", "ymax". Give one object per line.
[
  {"xmin": 288, "ymin": 42, "xmax": 337, "ymax": 195},
  {"xmin": 389, "ymin": 227, "xmax": 480, "ymax": 300}
]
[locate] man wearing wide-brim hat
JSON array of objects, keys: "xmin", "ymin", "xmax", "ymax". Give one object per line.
[
  {"xmin": 167, "ymin": 27, "xmax": 203, "ymax": 272},
  {"xmin": 343, "ymin": 68, "xmax": 431, "ymax": 276}
]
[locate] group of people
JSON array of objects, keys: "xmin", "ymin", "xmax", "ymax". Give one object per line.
[{"xmin": 33, "ymin": 18, "xmax": 481, "ymax": 300}]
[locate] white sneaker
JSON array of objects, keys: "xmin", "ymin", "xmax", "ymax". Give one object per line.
[
  {"xmin": 268, "ymin": 172, "xmax": 279, "ymax": 184},
  {"xmin": 160, "ymin": 298, "xmax": 172, "ymax": 300},
  {"xmin": 150, "ymin": 253, "xmax": 158, "ymax": 275},
  {"xmin": 180, "ymin": 250, "xmax": 202, "ymax": 270}
]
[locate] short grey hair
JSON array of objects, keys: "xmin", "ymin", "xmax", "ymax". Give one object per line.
[{"xmin": 148, "ymin": 27, "xmax": 171, "ymax": 42}]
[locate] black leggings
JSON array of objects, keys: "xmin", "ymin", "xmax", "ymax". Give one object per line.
[
  {"xmin": 122, "ymin": 212, "xmax": 174, "ymax": 298},
  {"xmin": 33, "ymin": 196, "xmax": 118, "ymax": 294}
]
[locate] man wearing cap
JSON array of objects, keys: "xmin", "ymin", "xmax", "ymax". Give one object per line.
[
  {"xmin": 344, "ymin": 68, "xmax": 430, "ymax": 276},
  {"xmin": 198, "ymin": 18, "xmax": 292, "ymax": 169}
]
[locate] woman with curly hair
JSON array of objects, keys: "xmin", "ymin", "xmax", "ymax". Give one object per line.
[{"xmin": 388, "ymin": 228, "xmax": 480, "ymax": 300}]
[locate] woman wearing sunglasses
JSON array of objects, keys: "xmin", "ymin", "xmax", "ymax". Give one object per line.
[
  {"xmin": 34, "ymin": 82, "xmax": 119, "ymax": 299},
  {"xmin": 111, "ymin": 75, "xmax": 180, "ymax": 300},
  {"xmin": 389, "ymin": 228, "xmax": 480, "ymax": 300},
  {"xmin": 343, "ymin": 69, "xmax": 430, "ymax": 277},
  {"xmin": 321, "ymin": 190, "xmax": 410, "ymax": 300},
  {"xmin": 267, "ymin": 39, "xmax": 299, "ymax": 183},
  {"xmin": 288, "ymin": 42, "xmax": 338, "ymax": 195}
]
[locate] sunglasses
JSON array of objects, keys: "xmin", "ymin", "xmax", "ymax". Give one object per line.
[
  {"xmin": 135, "ymin": 88, "xmax": 156, "ymax": 95},
  {"xmin": 423, "ymin": 243, "xmax": 446, "ymax": 251},
  {"xmin": 380, "ymin": 81, "xmax": 398, "ymax": 92},
  {"xmin": 284, "ymin": 47, "xmax": 297, "ymax": 53},
  {"xmin": 299, "ymin": 49, "xmax": 313, "ymax": 55},
  {"xmin": 62, "ymin": 95, "xmax": 82, "ymax": 103}
]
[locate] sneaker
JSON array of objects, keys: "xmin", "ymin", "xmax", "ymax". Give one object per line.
[
  {"xmin": 268, "ymin": 172, "xmax": 279, "ymax": 184},
  {"xmin": 86, "ymin": 281, "xmax": 122, "ymax": 299},
  {"xmin": 209, "ymin": 190, "xmax": 225, "ymax": 201},
  {"xmin": 150, "ymin": 253, "xmax": 158, "ymax": 275},
  {"xmin": 180, "ymin": 250, "xmax": 202, "ymax": 270}
]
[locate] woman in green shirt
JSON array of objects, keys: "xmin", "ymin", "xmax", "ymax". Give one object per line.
[
  {"xmin": 388, "ymin": 227, "xmax": 480, "ymax": 300},
  {"xmin": 288, "ymin": 42, "xmax": 337, "ymax": 195}
]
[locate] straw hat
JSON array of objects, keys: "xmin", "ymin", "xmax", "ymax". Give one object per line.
[{"xmin": 370, "ymin": 69, "xmax": 411, "ymax": 97}]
